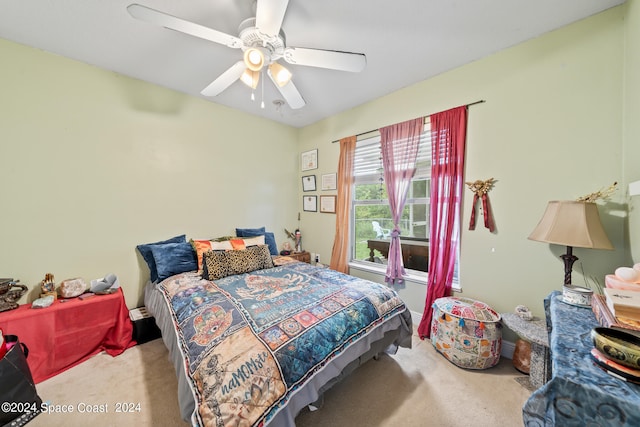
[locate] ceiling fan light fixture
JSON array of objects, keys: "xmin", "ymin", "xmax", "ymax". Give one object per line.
[
  {"xmin": 127, "ymin": 3, "xmax": 364, "ymax": 113},
  {"xmin": 244, "ymin": 48, "xmax": 265, "ymax": 71},
  {"xmin": 269, "ymin": 62, "xmax": 292, "ymax": 87},
  {"xmin": 240, "ymin": 69, "xmax": 260, "ymax": 89}
]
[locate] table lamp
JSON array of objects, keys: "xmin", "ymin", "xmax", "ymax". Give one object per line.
[{"xmin": 528, "ymin": 200, "xmax": 613, "ymax": 286}]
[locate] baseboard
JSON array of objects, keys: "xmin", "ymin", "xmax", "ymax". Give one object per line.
[
  {"xmin": 410, "ymin": 310, "xmax": 422, "ymax": 327},
  {"xmin": 411, "ymin": 309, "xmax": 515, "ymax": 360}
]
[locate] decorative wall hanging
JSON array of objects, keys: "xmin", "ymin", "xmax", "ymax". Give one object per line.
[
  {"xmin": 301, "ymin": 149, "xmax": 318, "ymax": 171},
  {"xmin": 303, "ymin": 195, "xmax": 317, "ymax": 212},
  {"xmin": 321, "ymin": 173, "xmax": 337, "ymax": 190},
  {"xmin": 320, "ymin": 195, "xmax": 337, "ymax": 213},
  {"xmin": 302, "ymin": 175, "xmax": 316, "ymax": 192},
  {"xmin": 466, "ymin": 178, "xmax": 496, "ymax": 232}
]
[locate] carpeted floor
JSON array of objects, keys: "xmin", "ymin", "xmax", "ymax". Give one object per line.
[{"xmin": 28, "ymin": 330, "xmax": 531, "ymax": 427}]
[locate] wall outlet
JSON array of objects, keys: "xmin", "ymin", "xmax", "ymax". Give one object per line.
[{"xmin": 314, "ymin": 254, "xmax": 320, "ymax": 264}]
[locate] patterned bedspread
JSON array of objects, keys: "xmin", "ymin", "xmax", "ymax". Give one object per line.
[{"xmin": 157, "ymin": 261, "xmax": 409, "ymax": 426}]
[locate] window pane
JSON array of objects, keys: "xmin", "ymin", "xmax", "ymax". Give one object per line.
[
  {"xmin": 411, "ymin": 179, "xmax": 429, "ymax": 199},
  {"xmin": 353, "ymin": 204, "xmax": 391, "ymax": 260},
  {"xmin": 403, "ymin": 202, "xmax": 428, "ymax": 239},
  {"xmin": 354, "ymin": 183, "xmax": 387, "ymax": 201}
]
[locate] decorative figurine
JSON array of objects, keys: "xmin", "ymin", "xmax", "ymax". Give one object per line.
[
  {"xmin": 284, "ymin": 228, "xmax": 303, "ymax": 253},
  {"xmin": 32, "ymin": 295, "xmax": 55, "ymax": 309},
  {"xmin": 0, "ymin": 278, "xmax": 28, "ymax": 312},
  {"xmin": 280, "ymin": 241, "xmax": 292, "ymax": 256},
  {"xmin": 40, "ymin": 273, "xmax": 57, "ymax": 300},
  {"xmin": 515, "ymin": 305, "xmax": 533, "ymax": 321},
  {"xmin": 59, "ymin": 277, "xmax": 88, "ymax": 298},
  {"xmin": 294, "ymin": 229, "xmax": 302, "ymax": 253}
]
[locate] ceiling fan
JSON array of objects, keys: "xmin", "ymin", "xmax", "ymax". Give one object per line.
[{"xmin": 127, "ymin": 0, "xmax": 367, "ymax": 110}]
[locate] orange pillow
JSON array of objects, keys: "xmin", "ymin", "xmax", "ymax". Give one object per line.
[
  {"xmin": 191, "ymin": 240, "xmax": 213, "ymax": 272},
  {"xmin": 191, "ymin": 236, "xmax": 266, "ymax": 271},
  {"xmin": 230, "ymin": 238, "xmax": 246, "ymax": 250}
]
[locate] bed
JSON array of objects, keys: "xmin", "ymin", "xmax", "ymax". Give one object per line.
[{"xmin": 141, "ymin": 238, "xmax": 412, "ymax": 427}]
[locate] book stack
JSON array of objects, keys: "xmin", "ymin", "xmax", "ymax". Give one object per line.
[
  {"xmin": 592, "ymin": 288, "xmax": 640, "ymax": 332},
  {"xmin": 604, "ymin": 287, "xmax": 640, "ymax": 322}
]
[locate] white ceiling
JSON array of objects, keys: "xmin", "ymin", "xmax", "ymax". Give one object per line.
[{"xmin": 0, "ymin": 0, "xmax": 625, "ymax": 128}]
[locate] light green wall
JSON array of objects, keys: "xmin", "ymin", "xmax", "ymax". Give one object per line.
[
  {"xmin": 1, "ymin": 4, "xmax": 637, "ymax": 325},
  {"xmin": 0, "ymin": 38, "xmax": 298, "ymax": 308},
  {"xmin": 624, "ymin": 0, "xmax": 640, "ymax": 261},
  {"xmin": 298, "ymin": 6, "xmax": 630, "ymax": 325}
]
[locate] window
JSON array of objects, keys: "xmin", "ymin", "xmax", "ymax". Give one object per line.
[{"xmin": 351, "ymin": 122, "xmax": 432, "ymax": 274}]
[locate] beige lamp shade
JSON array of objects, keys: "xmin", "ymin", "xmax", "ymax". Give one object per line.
[{"xmin": 528, "ymin": 201, "xmax": 613, "ymax": 250}]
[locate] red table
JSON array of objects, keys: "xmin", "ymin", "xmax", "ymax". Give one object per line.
[{"xmin": 0, "ymin": 289, "xmax": 135, "ymax": 383}]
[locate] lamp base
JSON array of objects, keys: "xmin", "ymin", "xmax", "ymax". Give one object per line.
[{"xmin": 561, "ymin": 246, "xmax": 578, "ymax": 285}]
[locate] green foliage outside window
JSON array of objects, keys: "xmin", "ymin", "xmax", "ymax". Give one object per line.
[{"xmin": 353, "ymin": 180, "xmax": 429, "ymax": 261}]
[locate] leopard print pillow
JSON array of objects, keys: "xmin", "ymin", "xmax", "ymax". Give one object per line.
[
  {"xmin": 202, "ymin": 244, "xmax": 274, "ymax": 280},
  {"xmin": 202, "ymin": 250, "xmax": 229, "ymax": 280}
]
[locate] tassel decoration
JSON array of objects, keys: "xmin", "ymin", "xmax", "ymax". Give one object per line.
[{"xmin": 466, "ymin": 178, "xmax": 496, "ymax": 232}]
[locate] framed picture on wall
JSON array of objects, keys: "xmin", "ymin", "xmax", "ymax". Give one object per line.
[
  {"xmin": 321, "ymin": 173, "xmax": 337, "ymax": 191},
  {"xmin": 302, "ymin": 175, "xmax": 316, "ymax": 192},
  {"xmin": 303, "ymin": 195, "xmax": 317, "ymax": 212},
  {"xmin": 301, "ymin": 149, "xmax": 318, "ymax": 171},
  {"xmin": 319, "ymin": 195, "xmax": 337, "ymax": 213}
]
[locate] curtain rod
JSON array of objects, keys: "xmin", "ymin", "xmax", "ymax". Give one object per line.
[{"xmin": 331, "ymin": 99, "xmax": 485, "ymax": 143}]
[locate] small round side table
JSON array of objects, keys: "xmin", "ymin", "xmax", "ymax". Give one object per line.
[{"xmin": 501, "ymin": 312, "xmax": 550, "ymax": 389}]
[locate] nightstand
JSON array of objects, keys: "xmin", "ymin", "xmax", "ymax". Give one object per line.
[{"xmin": 287, "ymin": 251, "xmax": 311, "ymax": 263}]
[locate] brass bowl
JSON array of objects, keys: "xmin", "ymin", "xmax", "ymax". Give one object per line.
[{"xmin": 591, "ymin": 327, "xmax": 640, "ymax": 370}]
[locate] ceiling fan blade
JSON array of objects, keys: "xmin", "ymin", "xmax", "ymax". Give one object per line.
[
  {"xmin": 267, "ymin": 70, "xmax": 305, "ymax": 109},
  {"xmin": 255, "ymin": 0, "xmax": 289, "ymax": 38},
  {"xmin": 201, "ymin": 61, "xmax": 246, "ymax": 97},
  {"xmin": 284, "ymin": 47, "xmax": 366, "ymax": 72},
  {"xmin": 127, "ymin": 4, "xmax": 243, "ymax": 49}
]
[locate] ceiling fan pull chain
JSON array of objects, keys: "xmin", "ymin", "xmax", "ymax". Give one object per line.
[{"xmin": 260, "ymin": 69, "xmax": 265, "ymax": 109}]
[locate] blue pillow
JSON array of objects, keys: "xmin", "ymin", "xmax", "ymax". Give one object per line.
[
  {"xmin": 236, "ymin": 227, "xmax": 278, "ymax": 256},
  {"xmin": 148, "ymin": 242, "xmax": 197, "ymax": 282},
  {"xmin": 235, "ymin": 227, "xmax": 265, "ymax": 236},
  {"xmin": 136, "ymin": 234, "xmax": 186, "ymax": 282}
]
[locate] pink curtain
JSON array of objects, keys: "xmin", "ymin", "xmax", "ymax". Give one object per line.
[
  {"xmin": 379, "ymin": 118, "xmax": 423, "ymax": 284},
  {"xmin": 417, "ymin": 106, "xmax": 467, "ymax": 339},
  {"xmin": 330, "ymin": 136, "xmax": 356, "ymax": 273}
]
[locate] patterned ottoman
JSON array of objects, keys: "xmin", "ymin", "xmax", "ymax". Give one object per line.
[{"xmin": 431, "ymin": 296, "xmax": 502, "ymax": 369}]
